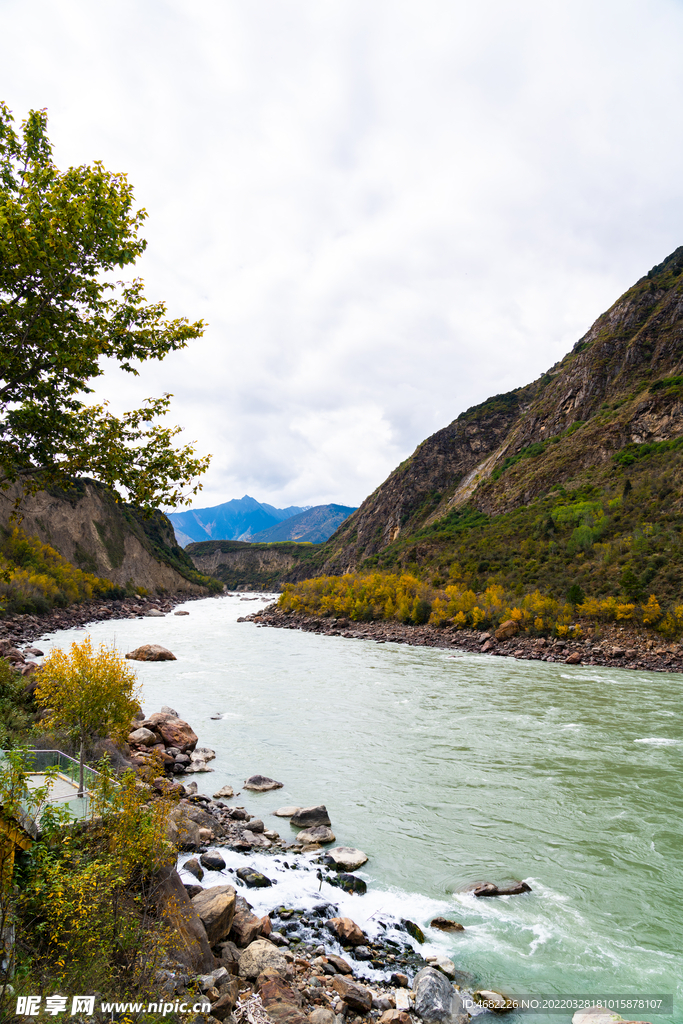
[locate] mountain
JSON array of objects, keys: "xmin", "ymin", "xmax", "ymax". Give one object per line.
[
  {"xmin": 284, "ymin": 246, "xmax": 683, "ymax": 605},
  {"xmin": 249, "ymin": 504, "xmax": 357, "ymax": 543},
  {"xmin": 167, "ymin": 495, "xmax": 308, "ymax": 546}
]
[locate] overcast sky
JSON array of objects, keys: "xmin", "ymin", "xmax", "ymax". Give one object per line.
[{"xmin": 3, "ymin": 0, "xmax": 683, "ymax": 509}]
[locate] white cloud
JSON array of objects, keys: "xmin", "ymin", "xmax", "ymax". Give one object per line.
[{"xmin": 3, "ymin": 0, "xmax": 683, "ymax": 507}]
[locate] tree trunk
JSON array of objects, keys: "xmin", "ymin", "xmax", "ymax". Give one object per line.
[{"xmin": 78, "ymin": 735, "xmax": 85, "ymax": 798}]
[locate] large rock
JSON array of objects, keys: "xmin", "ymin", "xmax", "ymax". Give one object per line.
[
  {"xmin": 470, "ymin": 880, "xmax": 531, "ymax": 897},
  {"xmin": 273, "ymin": 806, "xmax": 300, "ymax": 817},
  {"xmin": 184, "ymin": 857, "xmax": 204, "ymax": 881},
  {"xmin": 153, "ymin": 865, "xmax": 215, "ymax": 972},
  {"xmin": 128, "ymin": 727, "xmax": 158, "ymax": 746},
  {"xmin": 156, "ymin": 717, "xmax": 198, "ymax": 752},
  {"xmin": 214, "ymin": 785, "xmax": 234, "ymax": 799},
  {"xmin": 200, "ymin": 851, "xmax": 227, "ymax": 871},
  {"xmin": 413, "ymin": 967, "xmax": 467, "ymax": 1024},
  {"xmin": 236, "ymin": 867, "xmax": 272, "ymax": 888},
  {"xmin": 125, "ymin": 644, "xmax": 177, "ymax": 661},
  {"xmin": 191, "ymin": 885, "xmax": 237, "ymax": 945},
  {"xmin": 230, "ymin": 896, "xmax": 264, "ymax": 947},
  {"xmin": 326, "ymin": 917, "xmax": 366, "ymax": 946},
  {"xmin": 258, "ymin": 969, "xmax": 307, "ymax": 1024},
  {"xmin": 244, "ymin": 775, "xmax": 283, "ymax": 791},
  {"xmin": 330, "ymin": 976, "xmax": 372, "ymax": 1014},
  {"xmin": 238, "ymin": 938, "xmax": 286, "ymax": 979},
  {"xmin": 494, "ymin": 620, "xmax": 519, "ymax": 641},
  {"xmin": 430, "ymin": 917, "xmax": 464, "ymax": 932},
  {"xmin": 290, "ymin": 805, "xmax": 331, "ymax": 827},
  {"xmin": 326, "ymin": 846, "xmax": 368, "ymax": 871},
  {"xmin": 296, "ymin": 825, "xmax": 335, "ymax": 845}
]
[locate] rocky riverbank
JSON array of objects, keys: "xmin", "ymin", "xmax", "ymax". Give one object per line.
[{"xmin": 244, "ymin": 606, "xmax": 683, "ymax": 675}]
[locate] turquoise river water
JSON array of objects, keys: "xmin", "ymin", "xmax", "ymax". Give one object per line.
[{"xmin": 38, "ymin": 593, "xmax": 682, "ymax": 1022}]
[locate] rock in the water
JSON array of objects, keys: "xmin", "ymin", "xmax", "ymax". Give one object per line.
[
  {"xmin": 425, "ymin": 955, "xmax": 457, "ymax": 979},
  {"xmin": 214, "ymin": 784, "xmax": 235, "ymax": 799},
  {"xmin": 244, "ymin": 775, "xmax": 283, "ymax": 791},
  {"xmin": 402, "ymin": 918, "xmax": 425, "ymax": 943},
  {"xmin": 290, "ymin": 805, "xmax": 331, "ymax": 827},
  {"xmin": 238, "ymin": 938, "xmax": 286, "ymax": 979},
  {"xmin": 473, "ymin": 991, "xmax": 513, "ymax": 1012},
  {"xmin": 326, "ymin": 917, "xmax": 366, "ymax": 946},
  {"xmin": 296, "ymin": 825, "xmax": 335, "ymax": 844},
  {"xmin": 572, "ymin": 1010, "xmax": 652, "ymax": 1024},
  {"xmin": 352, "ymin": 945, "xmax": 372, "ymax": 961},
  {"xmin": 273, "ymin": 806, "xmax": 301, "ymax": 817},
  {"xmin": 330, "ymin": 976, "xmax": 372, "ymax": 1014},
  {"xmin": 329, "ymin": 872, "xmax": 367, "ymax": 894},
  {"xmin": 236, "ymin": 867, "xmax": 272, "ymax": 888},
  {"xmin": 160, "ymin": 705, "xmax": 179, "ymax": 716},
  {"xmin": 200, "ymin": 851, "xmax": 226, "ymax": 871},
  {"xmin": 175, "ymin": 609, "xmax": 190, "ymax": 615},
  {"xmin": 430, "ymin": 917, "xmax": 464, "ymax": 932},
  {"xmin": 146, "ymin": 608, "xmax": 165, "ymax": 617},
  {"xmin": 565, "ymin": 652, "xmax": 582, "ymax": 664},
  {"xmin": 184, "ymin": 857, "xmax": 204, "ymax": 881},
  {"xmin": 326, "ymin": 846, "xmax": 368, "ymax": 871},
  {"xmin": 125, "ymin": 644, "xmax": 176, "ymax": 661},
  {"xmin": 191, "ymin": 884, "xmax": 237, "ymax": 945},
  {"xmin": 413, "ymin": 966, "xmax": 467, "ymax": 1023},
  {"xmin": 147, "ymin": 712, "xmax": 198, "ymax": 752},
  {"xmin": 471, "ymin": 880, "xmax": 532, "ymax": 897}
]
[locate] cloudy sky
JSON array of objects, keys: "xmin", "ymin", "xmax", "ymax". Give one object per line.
[{"xmin": 3, "ymin": 0, "xmax": 683, "ymax": 509}]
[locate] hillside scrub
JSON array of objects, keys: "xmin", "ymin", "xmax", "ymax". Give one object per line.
[{"xmin": 279, "ymin": 571, "xmax": 683, "ymax": 639}]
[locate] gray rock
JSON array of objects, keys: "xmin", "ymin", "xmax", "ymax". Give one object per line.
[
  {"xmin": 273, "ymin": 806, "xmax": 301, "ymax": 817},
  {"xmin": 238, "ymin": 938, "xmax": 286, "ymax": 979},
  {"xmin": 200, "ymin": 851, "xmax": 227, "ymax": 871},
  {"xmin": 247, "ymin": 819, "xmax": 264, "ymax": 833},
  {"xmin": 184, "ymin": 857, "xmax": 204, "ymax": 881},
  {"xmin": 309, "ymin": 1010, "xmax": 336, "ymax": 1024},
  {"xmin": 326, "ymin": 846, "xmax": 368, "ymax": 871},
  {"xmin": 413, "ymin": 967, "xmax": 467, "ymax": 1024},
  {"xmin": 296, "ymin": 825, "xmax": 335, "ymax": 844},
  {"xmin": 214, "ymin": 785, "xmax": 235, "ymax": 799},
  {"xmin": 128, "ymin": 727, "xmax": 157, "ymax": 747},
  {"xmin": 160, "ymin": 706, "xmax": 179, "ymax": 717},
  {"xmin": 291, "ymin": 805, "xmax": 331, "ymax": 827},
  {"xmin": 146, "ymin": 608, "xmax": 165, "ymax": 617},
  {"xmin": 243, "ymin": 775, "xmax": 283, "ymax": 791},
  {"xmin": 236, "ymin": 867, "xmax": 272, "ymax": 888}
]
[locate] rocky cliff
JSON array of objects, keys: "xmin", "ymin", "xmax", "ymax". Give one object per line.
[
  {"xmin": 1, "ymin": 479, "xmax": 213, "ymax": 595},
  {"xmin": 316, "ymin": 246, "xmax": 683, "ymax": 576},
  {"xmin": 187, "ymin": 540, "xmax": 319, "ymax": 591}
]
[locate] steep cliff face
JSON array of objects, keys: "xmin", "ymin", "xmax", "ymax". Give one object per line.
[
  {"xmin": 187, "ymin": 540, "xmax": 317, "ymax": 590},
  {"xmin": 1, "ymin": 480, "xmax": 210, "ymax": 595},
  {"xmin": 317, "ymin": 246, "xmax": 683, "ymax": 573}
]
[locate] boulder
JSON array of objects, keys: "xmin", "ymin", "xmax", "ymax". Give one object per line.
[
  {"xmin": 166, "ymin": 807, "xmax": 202, "ymax": 849},
  {"xmin": 471, "ymin": 881, "xmax": 531, "ymax": 897},
  {"xmin": 473, "ymin": 991, "xmax": 512, "ymax": 1012},
  {"xmin": 238, "ymin": 938, "xmax": 286, "ymax": 979},
  {"xmin": 125, "ymin": 644, "xmax": 176, "ymax": 661},
  {"xmin": 326, "ymin": 917, "xmax": 366, "ymax": 946},
  {"xmin": 565, "ymin": 652, "xmax": 582, "ymax": 664},
  {"xmin": 309, "ymin": 1010, "xmax": 336, "ymax": 1024},
  {"xmin": 402, "ymin": 918, "xmax": 425, "ymax": 943},
  {"xmin": 157, "ymin": 718, "xmax": 198, "ymax": 752},
  {"xmin": 236, "ymin": 867, "xmax": 272, "ymax": 888},
  {"xmin": 230, "ymin": 896, "xmax": 264, "ymax": 947},
  {"xmin": 146, "ymin": 608, "xmax": 165, "ymax": 617},
  {"xmin": 430, "ymin": 917, "xmax": 464, "ymax": 932},
  {"xmin": 128, "ymin": 727, "xmax": 158, "ymax": 747},
  {"xmin": 214, "ymin": 785, "xmax": 235, "ymax": 799},
  {"xmin": 296, "ymin": 825, "xmax": 335, "ymax": 845},
  {"xmin": 258, "ymin": 970, "xmax": 307, "ymax": 1024},
  {"xmin": 326, "ymin": 954, "xmax": 352, "ymax": 975},
  {"xmin": 413, "ymin": 967, "xmax": 467, "ymax": 1024},
  {"xmin": 425, "ymin": 955, "xmax": 457, "ymax": 979},
  {"xmin": 244, "ymin": 775, "xmax": 283, "ymax": 791},
  {"xmin": 330, "ymin": 976, "xmax": 372, "ymax": 1014},
  {"xmin": 494, "ymin": 620, "xmax": 519, "ymax": 641},
  {"xmin": 290, "ymin": 805, "xmax": 331, "ymax": 827},
  {"xmin": 273, "ymin": 806, "xmax": 301, "ymax": 817},
  {"xmin": 200, "ymin": 851, "xmax": 227, "ymax": 872},
  {"xmin": 329, "ymin": 872, "xmax": 367, "ymax": 895},
  {"xmin": 153, "ymin": 865, "xmax": 216, "ymax": 972},
  {"xmin": 191, "ymin": 885, "xmax": 237, "ymax": 945},
  {"xmin": 326, "ymin": 846, "xmax": 368, "ymax": 871},
  {"xmin": 184, "ymin": 857, "xmax": 204, "ymax": 881}
]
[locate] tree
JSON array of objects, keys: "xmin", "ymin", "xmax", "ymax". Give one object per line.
[
  {"xmin": 0, "ymin": 102, "xmax": 210, "ymax": 509},
  {"xmin": 34, "ymin": 637, "xmax": 140, "ymax": 796}
]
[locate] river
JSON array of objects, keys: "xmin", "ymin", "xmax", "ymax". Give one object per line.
[{"xmin": 38, "ymin": 593, "xmax": 682, "ymax": 1022}]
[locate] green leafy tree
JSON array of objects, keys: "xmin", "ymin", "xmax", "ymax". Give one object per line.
[
  {"xmin": 34, "ymin": 637, "xmax": 140, "ymax": 795},
  {"xmin": 0, "ymin": 102, "xmax": 209, "ymax": 508}
]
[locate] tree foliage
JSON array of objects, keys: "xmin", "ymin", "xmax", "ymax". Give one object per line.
[
  {"xmin": 0, "ymin": 101, "xmax": 210, "ymax": 508},
  {"xmin": 34, "ymin": 637, "xmax": 140, "ymax": 793}
]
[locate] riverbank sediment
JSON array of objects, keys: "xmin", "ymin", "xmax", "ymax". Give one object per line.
[{"xmin": 246, "ymin": 606, "xmax": 683, "ymax": 674}]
